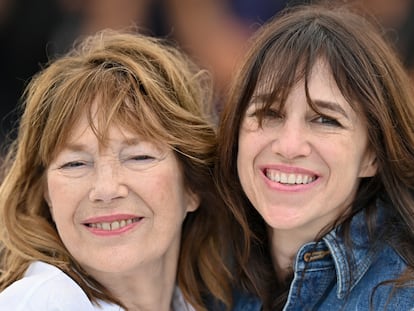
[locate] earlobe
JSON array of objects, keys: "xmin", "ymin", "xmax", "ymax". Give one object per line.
[
  {"xmin": 359, "ymin": 152, "xmax": 378, "ymax": 178},
  {"xmin": 186, "ymin": 191, "xmax": 200, "ymax": 213}
]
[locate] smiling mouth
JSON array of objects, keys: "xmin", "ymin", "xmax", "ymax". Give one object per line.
[
  {"xmin": 265, "ymin": 169, "xmax": 317, "ymax": 185},
  {"xmin": 86, "ymin": 217, "xmax": 143, "ymax": 231}
]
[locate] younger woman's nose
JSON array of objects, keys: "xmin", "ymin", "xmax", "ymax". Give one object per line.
[{"xmin": 271, "ymin": 119, "xmax": 311, "ymax": 160}]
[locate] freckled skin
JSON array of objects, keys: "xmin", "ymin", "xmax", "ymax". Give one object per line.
[{"xmin": 45, "ymin": 101, "xmax": 199, "ymax": 286}]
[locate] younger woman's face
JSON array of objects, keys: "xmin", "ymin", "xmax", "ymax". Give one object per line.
[{"xmin": 237, "ymin": 59, "xmax": 377, "ymax": 240}]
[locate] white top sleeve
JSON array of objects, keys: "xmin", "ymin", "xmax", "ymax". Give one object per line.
[{"xmin": 0, "ymin": 261, "xmax": 122, "ymax": 311}]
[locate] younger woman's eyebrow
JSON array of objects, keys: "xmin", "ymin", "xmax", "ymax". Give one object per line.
[
  {"xmin": 313, "ymin": 99, "xmax": 349, "ymax": 120},
  {"xmin": 248, "ymin": 93, "xmax": 280, "ymax": 108}
]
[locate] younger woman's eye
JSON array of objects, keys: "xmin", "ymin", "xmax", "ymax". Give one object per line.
[
  {"xmin": 264, "ymin": 109, "xmax": 282, "ymax": 119},
  {"xmin": 313, "ymin": 115, "xmax": 341, "ymax": 127}
]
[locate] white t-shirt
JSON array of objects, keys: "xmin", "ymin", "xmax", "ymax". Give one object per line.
[{"xmin": 0, "ymin": 261, "xmax": 194, "ymax": 311}]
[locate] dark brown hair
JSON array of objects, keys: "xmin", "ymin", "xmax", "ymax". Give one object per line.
[{"xmin": 216, "ymin": 4, "xmax": 414, "ymax": 309}]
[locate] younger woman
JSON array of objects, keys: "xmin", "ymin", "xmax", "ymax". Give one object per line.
[{"xmin": 217, "ymin": 5, "xmax": 414, "ymax": 310}]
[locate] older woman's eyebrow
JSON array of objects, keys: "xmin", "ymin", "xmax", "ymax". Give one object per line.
[
  {"xmin": 60, "ymin": 142, "xmax": 89, "ymax": 152},
  {"xmin": 122, "ymin": 138, "xmax": 142, "ymax": 146},
  {"xmin": 61, "ymin": 137, "xmax": 143, "ymax": 152},
  {"xmin": 313, "ymin": 99, "xmax": 350, "ymax": 120}
]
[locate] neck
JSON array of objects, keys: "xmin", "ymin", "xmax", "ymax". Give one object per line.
[
  {"xmin": 269, "ymin": 227, "xmax": 316, "ymax": 281},
  {"xmin": 95, "ymin": 255, "xmax": 179, "ymax": 311}
]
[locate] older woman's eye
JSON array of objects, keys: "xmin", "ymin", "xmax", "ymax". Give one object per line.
[
  {"xmin": 129, "ymin": 155, "xmax": 156, "ymax": 161},
  {"xmin": 59, "ymin": 161, "xmax": 87, "ymax": 169},
  {"xmin": 123, "ymin": 152, "xmax": 166, "ymax": 171},
  {"xmin": 54, "ymin": 160, "xmax": 91, "ymax": 178}
]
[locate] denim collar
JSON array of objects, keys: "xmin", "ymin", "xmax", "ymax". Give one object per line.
[
  {"xmin": 326, "ymin": 201, "xmax": 388, "ymax": 299},
  {"xmin": 294, "ymin": 200, "xmax": 386, "ymax": 299}
]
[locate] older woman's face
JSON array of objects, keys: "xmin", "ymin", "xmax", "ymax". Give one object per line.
[
  {"xmin": 236, "ymin": 59, "xmax": 377, "ymax": 241},
  {"xmin": 45, "ymin": 101, "xmax": 199, "ymax": 282}
]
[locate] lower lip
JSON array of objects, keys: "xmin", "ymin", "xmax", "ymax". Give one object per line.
[
  {"xmin": 85, "ymin": 219, "xmax": 143, "ymax": 236},
  {"xmin": 261, "ymin": 171, "xmax": 319, "ymax": 192}
]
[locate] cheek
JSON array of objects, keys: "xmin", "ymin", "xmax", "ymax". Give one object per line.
[
  {"xmin": 237, "ymin": 134, "xmax": 258, "ymax": 197},
  {"xmin": 237, "ymin": 129, "xmax": 264, "ymax": 176},
  {"xmin": 141, "ymin": 170, "xmax": 189, "ymax": 215},
  {"xmin": 236, "ymin": 138, "xmax": 248, "ymax": 184},
  {"xmin": 321, "ymin": 138, "xmax": 368, "ymax": 182},
  {"xmin": 46, "ymin": 175, "xmax": 86, "ymax": 220},
  {"xmin": 48, "ymin": 178, "xmax": 83, "ymax": 203},
  {"xmin": 237, "ymin": 129, "xmax": 254, "ymax": 165},
  {"xmin": 148, "ymin": 178, "xmax": 170, "ymax": 203}
]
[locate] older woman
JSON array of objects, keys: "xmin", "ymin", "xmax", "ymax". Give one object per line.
[{"xmin": 0, "ymin": 30, "xmax": 235, "ymax": 311}]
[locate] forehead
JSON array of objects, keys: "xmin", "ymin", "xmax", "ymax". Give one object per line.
[
  {"xmin": 254, "ymin": 58, "xmax": 343, "ymax": 100},
  {"xmin": 251, "ymin": 59, "xmax": 364, "ymax": 123},
  {"xmin": 72, "ymin": 113, "xmax": 163, "ymax": 146},
  {"xmin": 304, "ymin": 59, "xmax": 346, "ymax": 102},
  {"xmin": 52, "ymin": 102, "xmax": 160, "ymax": 156}
]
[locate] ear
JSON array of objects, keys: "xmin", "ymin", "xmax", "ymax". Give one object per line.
[
  {"xmin": 185, "ymin": 190, "xmax": 200, "ymax": 213},
  {"xmin": 358, "ymin": 149, "xmax": 377, "ymax": 178}
]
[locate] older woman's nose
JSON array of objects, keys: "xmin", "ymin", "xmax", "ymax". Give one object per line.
[{"xmin": 88, "ymin": 161, "xmax": 128, "ymax": 203}]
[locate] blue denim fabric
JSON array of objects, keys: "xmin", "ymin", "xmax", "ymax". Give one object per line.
[
  {"xmin": 231, "ymin": 201, "xmax": 414, "ymax": 311},
  {"xmin": 284, "ymin": 201, "xmax": 414, "ymax": 310},
  {"xmin": 231, "ymin": 290, "xmax": 262, "ymax": 311},
  {"xmin": 204, "ymin": 288, "xmax": 261, "ymax": 311}
]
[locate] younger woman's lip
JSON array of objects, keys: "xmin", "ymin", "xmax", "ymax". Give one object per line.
[
  {"xmin": 260, "ymin": 164, "xmax": 318, "ymax": 176},
  {"xmin": 259, "ymin": 164, "xmax": 321, "ymax": 191},
  {"xmin": 264, "ymin": 168, "xmax": 318, "ymax": 185}
]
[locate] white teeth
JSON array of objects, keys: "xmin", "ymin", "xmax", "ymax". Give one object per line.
[
  {"xmin": 266, "ymin": 170, "xmax": 316, "ymax": 185},
  {"xmin": 280, "ymin": 173, "xmax": 288, "ymax": 183},
  {"xmin": 89, "ymin": 218, "xmax": 137, "ymax": 230}
]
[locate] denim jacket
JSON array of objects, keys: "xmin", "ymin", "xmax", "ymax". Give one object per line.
[{"xmin": 231, "ymin": 201, "xmax": 414, "ymax": 311}]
